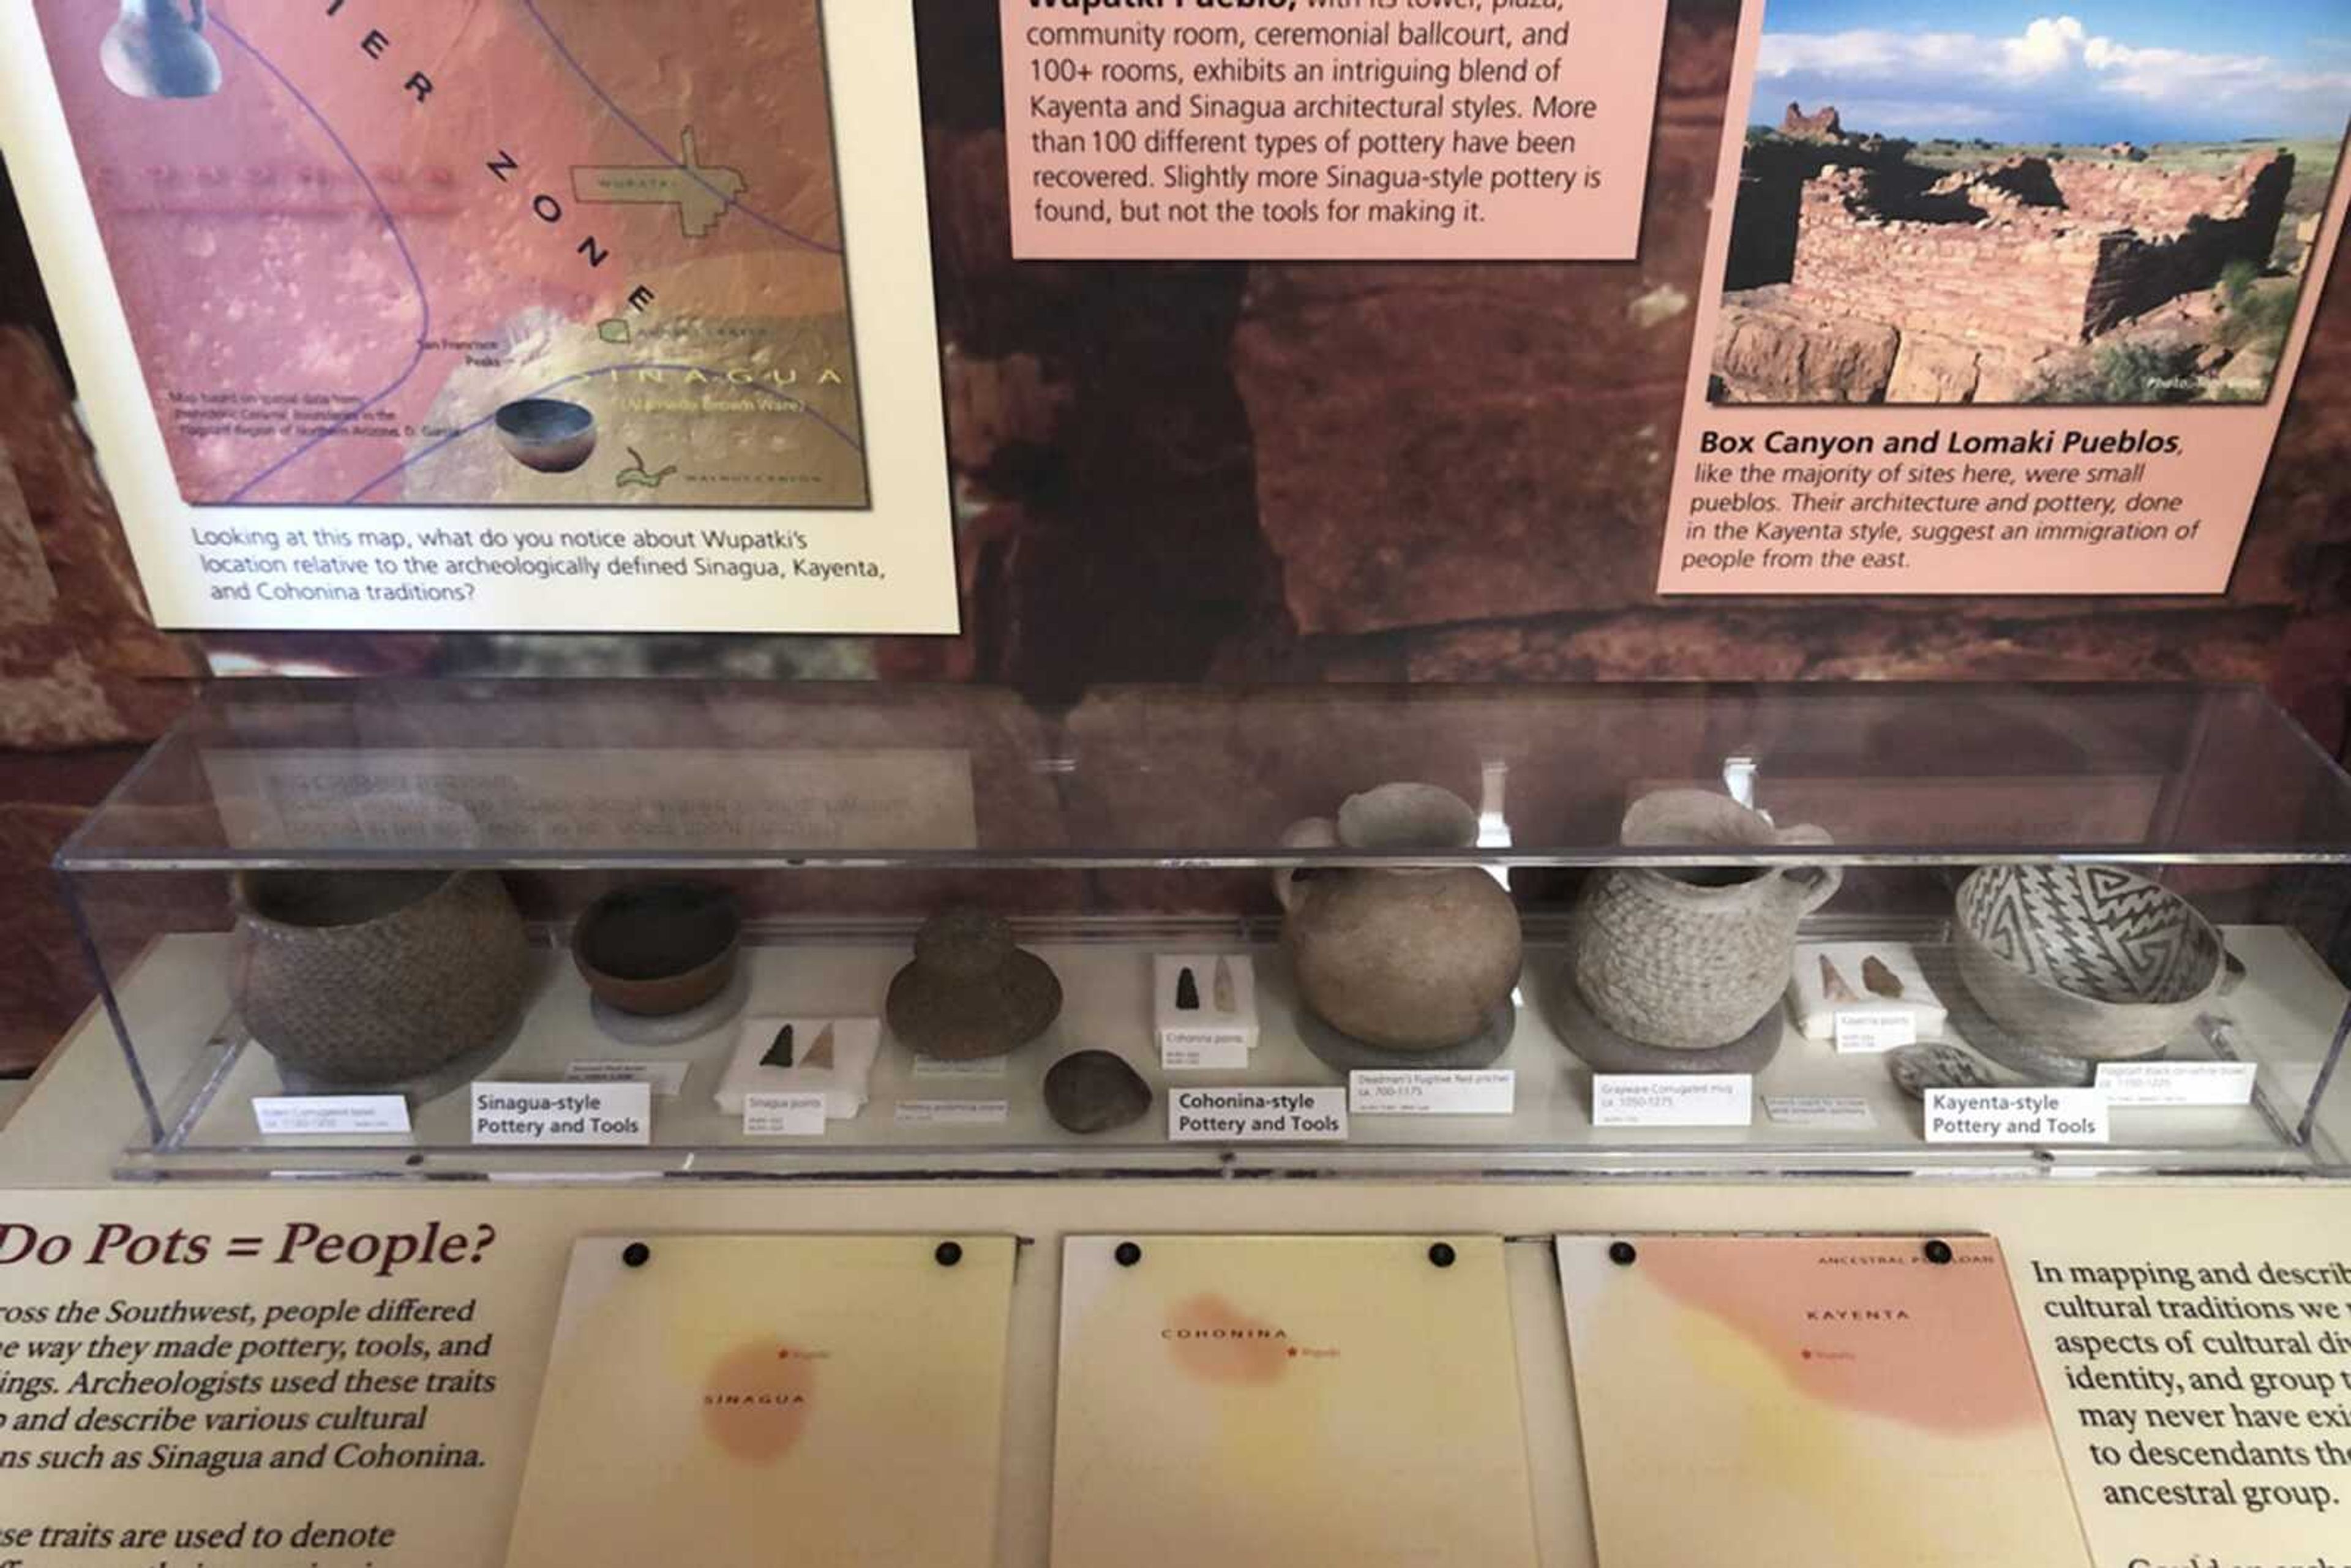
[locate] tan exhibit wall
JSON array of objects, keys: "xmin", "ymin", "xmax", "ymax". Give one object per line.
[{"xmin": 0, "ymin": 1182, "xmax": 2347, "ymax": 1568}]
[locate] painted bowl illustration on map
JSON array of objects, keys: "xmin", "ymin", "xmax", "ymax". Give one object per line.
[
  {"xmin": 493, "ymin": 398, "xmax": 598, "ymax": 474},
  {"xmin": 101, "ymin": 0, "xmax": 223, "ymax": 100}
]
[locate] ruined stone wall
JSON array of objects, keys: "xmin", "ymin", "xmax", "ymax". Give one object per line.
[
  {"xmin": 2054, "ymin": 157, "xmax": 2289, "ymax": 235},
  {"xmin": 2077, "ymin": 157, "xmax": 2297, "ymax": 334},
  {"xmin": 1790, "ymin": 178, "xmax": 2102, "ymax": 353},
  {"xmin": 1780, "ymin": 152, "xmax": 2296, "ymax": 354}
]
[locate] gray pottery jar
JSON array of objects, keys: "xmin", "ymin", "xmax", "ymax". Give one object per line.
[
  {"xmin": 1275, "ymin": 783, "xmax": 1521, "ymax": 1052},
  {"xmin": 231, "ymin": 869, "xmax": 531, "ymax": 1086},
  {"xmin": 1568, "ymin": 790, "xmax": 1840, "ymax": 1049}
]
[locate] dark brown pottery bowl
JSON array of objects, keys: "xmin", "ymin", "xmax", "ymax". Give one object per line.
[{"xmin": 571, "ymin": 883, "xmax": 741, "ymax": 1016}]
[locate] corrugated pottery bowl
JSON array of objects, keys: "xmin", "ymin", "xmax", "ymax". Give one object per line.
[
  {"xmin": 231, "ymin": 869, "xmax": 531, "ymax": 1085},
  {"xmin": 1954, "ymin": 865, "xmax": 2227, "ymax": 1060}
]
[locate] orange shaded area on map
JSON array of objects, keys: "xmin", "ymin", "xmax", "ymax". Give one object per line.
[{"xmin": 1637, "ymin": 1236, "xmax": 2044, "ymax": 1432}]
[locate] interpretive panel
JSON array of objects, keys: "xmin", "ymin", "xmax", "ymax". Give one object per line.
[
  {"xmin": 504, "ymin": 1236, "xmax": 1016, "ymax": 1568},
  {"xmin": 0, "ymin": 0, "xmax": 956, "ymax": 632},
  {"xmin": 0, "ymin": 1185, "xmax": 2345, "ymax": 1567},
  {"xmin": 1557, "ymin": 1233, "xmax": 2094, "ymax": 1566},
  {"xmin": 1657, "ymin": 0, "xmax": 2351, "ymax": 595},
  {"xmin": 1051, "ymin": 1234, "xmax": 1539, "ymax": 1568},
  {"xmin": 1000, "ymin": 0, "xmax": 1668, "ymax": 260}
]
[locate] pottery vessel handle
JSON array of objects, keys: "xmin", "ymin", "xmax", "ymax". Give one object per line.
[
  {"xmin": 186, "ymin": 0, "xmax": 206, "ymax": 32},
  {"xmin": 1772, "ymin": 822, "xmax": 1843, "ymax": 914},
  {"xmin": 1273, "ymin": 816, "xmax": 1340, "ymax": 913}
]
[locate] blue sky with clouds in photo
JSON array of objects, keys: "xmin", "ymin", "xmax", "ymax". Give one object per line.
[{"xmin": 1754, "ymin": 2, "xmax": 2351, "ymax": 142}]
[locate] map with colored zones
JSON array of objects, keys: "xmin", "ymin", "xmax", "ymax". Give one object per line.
[{"xmin": 37, "ymin": 0, "xmax": 868, "ymax": 509}]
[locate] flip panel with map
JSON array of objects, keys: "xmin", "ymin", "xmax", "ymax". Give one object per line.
[
  {"xmin": 1052, "ymin": 1234, "xmax": 1542, "ymax": 1568},
  {"xmin": 1556, "ymin": 1234, "xmax": 2094, "ymax": 1567},
  {"xmin": 33, "ymin": 0, "xmax": 868, "ymax": 510},
  {"xmin": 505, "ymin": 1234, "xmax": 1017, "ymax": 1568}
]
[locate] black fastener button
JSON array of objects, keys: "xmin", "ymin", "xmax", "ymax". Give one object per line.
[
  {"xmin": 621, "ymin": 1242, "xmax": 651, "ymax": 1269},
  {"xmin": 1608, "ymin": 1240, "xmax": 1638, "ymax": 1267},
  {"xmin": 935, "ymin": 1240, "xmax": 963, "ymax": 1267},
  {"xmin": 1114, "ymin": 1241, "xmax": 1142, "ymax": 1267}
]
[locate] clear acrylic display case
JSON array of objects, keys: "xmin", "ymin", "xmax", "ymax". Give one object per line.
[{"xmin": 52, "ymin": 679, "xmax": 2351, "ymax": 1179}]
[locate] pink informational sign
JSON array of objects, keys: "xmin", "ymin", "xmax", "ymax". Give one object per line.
[
  {"xmin": 1000, "ymin": 1, "xmax": 1668, "ymax": 260},
  {"xmin": 1658, "ymin": 0, "xmax": 2351, "ymax": 595}
]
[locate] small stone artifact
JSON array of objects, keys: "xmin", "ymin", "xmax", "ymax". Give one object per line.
[
  {"xmin": 760, "ymin": 1024, "xmax": 795, "ymax": 1069},
  {"xmin": 1212, "ymin": 956, "xmax": 1237, "ymax": 1013},
  {"xmin": 1862, "ymin": 955, "xmax": 1905, "ymax": 999},
  {"xmin": 1044, "ymin": 1050, "xmax": 1153, "ymax": 1135},
  {"xmin": 1175, "ymin": 966, "xmax": 1201, "ymax": 1011},
  {"xmin": 1820, "ymin": 955, "xmax": 1858, "ymax": 1003},
  {"xmin": 886, "ymin": 907, "xmax": 1061, "ymax": 1060},
  {"xmin": 800, "ymin": 1022, "xmax": 836, "ymax": 1070},
  {"xmin": 1888, "ymin": 1043, "xmax": 2001, "ymax": 1100},
  {"xmin": 231, "ymin": 869, "xmax": 530, "ymax": 1087},
  {"xmin": 1276, "ymin": 782, "xmax": 1522, "ymax": 1053},
  {"xmin": 1565, "ymin": 789, "xmax": 1840, "ymax": 1051}
]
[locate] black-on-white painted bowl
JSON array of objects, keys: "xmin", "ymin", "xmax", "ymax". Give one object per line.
[{"xmin": 1954, "ymin": 865, "xmax": 2228, "ymax": 1060}]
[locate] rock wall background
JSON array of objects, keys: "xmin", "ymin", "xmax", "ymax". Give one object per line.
[{"xmin": 0, "ymin": 0, "xmax": 2347, "ymax": 1066}]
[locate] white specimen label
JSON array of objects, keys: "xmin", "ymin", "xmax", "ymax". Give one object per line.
[
  {"xmin": 564, "ymin": 1060, "xmax": 690, "ymax": 1097},
  {"xmin": 1349, "ymin": 1070, "xmax": 1515, "ymax": 1116},
  {"xmin": 894, "ymin": 1099, "xmax": 1011, "ymax": 1126},
  {"xmin": 2094, "ymin": 1061, "xmax": 2258, "ymax": 1108},
  {"xmin": 253, "ymin": 1095, "xmax": 411, "ymax": 1137},
  {"xmin": 1592, "ymin": 1075, "xmax": 1753, "ymax": 1128},
  {"xmin": 1763, "ymin": 1094, "xmax": 1878, "ymax": 1130},
  {"xmin": 1834, "ymin": 1008, "xmax": 1919, "ymax": 1053},
  {"xmin": 743, "ymin": 1092, "xmax": 828, "ymax": 1137}
]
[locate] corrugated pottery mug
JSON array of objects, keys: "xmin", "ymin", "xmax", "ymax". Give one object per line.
[
  {"xmin": 1274, "ymin": 782, "xmax": 1523, "ymax": 1052},
  {"xmin": 1568, "ymin": 789, "xmax": 1840, "ymax": 1049},
  {"xmin": 231, "ymin": 869, "xmax": 531, "ymax": 1086}
]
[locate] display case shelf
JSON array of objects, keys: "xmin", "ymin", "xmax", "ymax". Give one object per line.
[{"xmin": 53, "ymin": 680, "xmax": 2351, "ymax": 1180}]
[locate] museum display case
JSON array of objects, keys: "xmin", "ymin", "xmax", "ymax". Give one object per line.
[{"xmin": 54, "ymin": 678, "xmax": 2351, "ymax": 1179}]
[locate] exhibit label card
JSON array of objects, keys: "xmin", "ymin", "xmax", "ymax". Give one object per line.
[
  {"xmin": 2096, "ymin": 1060, "xmax": 2259, "ymax": 1107},
  {"xmin": 565, "ymin": 1060, "xmax": 691, "ymax": 1098},
  {"xmin": 1833, "ymin": 1008, "xmax": 1916, "ymax": 1053},
  {"xmin": 252, "ymin": 1095, "xmax": 411, "ymax": 1138},
  {"xmin": 1654, "ymin": 0, "xmax": 2351, "ymax": 596},
  {"xmin": 505, "ymin": 1235, "xmax": 1016, "ymax": 1568},
  {"xmin": 0, "ymin": 0, "xmax": 957, "ymax": 633},
  {"xmin": 1554, "ymin": 1234, "xmax": 2093, "ymax": 1567},
  {"xmin": 1762, "ymin": 1093, "xmax": 1876, "ymax": 1130},
  {"xmin": 1349, "ymin": 1070, "xmax": 1515, "ymax": 1116},
  {"xmin": 1592, "ymin": 1073, "xmax": 1753, "ymax": 1127},
  {"xmin": 999, "ymin": 0, "xmax": 1669, "ymax": 260},
  {"xmin": 1925, "ymin": 1087, "xmax": 2109, "ymax": 1145},
  {"xmin": 1052, "ymin": 1235, "xmax": 1540, "ymax": 1568},
  {"xmin": 741, "ymin": 1092, "xmax": 827, "ymax": 1138},
  {"xmin": 470, "ymin": 1083, "xmax": 651, "ymax": 1147},
  {"xmin": 1167, "ymin": 1087, "xmax": 1348, "ymax": 1142}
]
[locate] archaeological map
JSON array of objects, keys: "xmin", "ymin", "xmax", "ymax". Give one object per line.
[{"xmin": 34, "ymin": 0, "xmax": 868, "ymax": 509}]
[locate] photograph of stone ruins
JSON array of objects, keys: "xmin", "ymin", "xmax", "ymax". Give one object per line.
[{"xmin": 1712, "ymin": 7, "xmax": 2348, "ymax": 406}]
